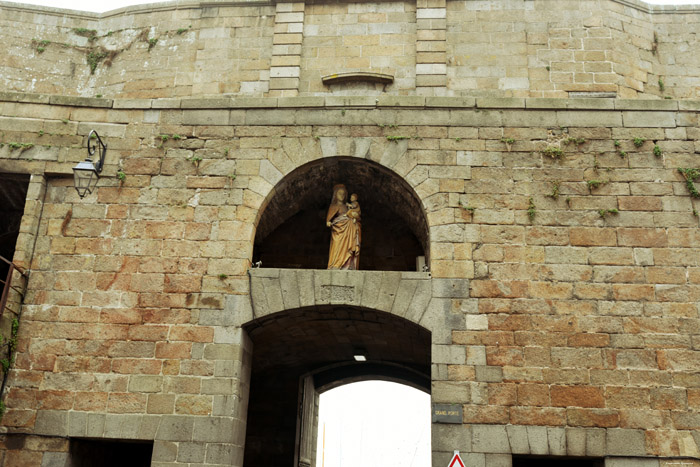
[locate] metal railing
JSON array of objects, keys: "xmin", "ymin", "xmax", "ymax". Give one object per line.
[{"xmin": 0, "ymin": 255, "xmax": 27, "ymax": 322}]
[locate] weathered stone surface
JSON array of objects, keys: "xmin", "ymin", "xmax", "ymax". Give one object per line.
[{"xmin": 2, "ymin": 2, "xmax": 700, "ymax": 465}]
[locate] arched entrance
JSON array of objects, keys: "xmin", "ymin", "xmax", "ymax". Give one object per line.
[
  {"xmin": 252, "ymin": 157, "xmax": 429, "ymax": 271},
  {"xmin": 241, "ymin": 306, "xmax": 431, "ymax": 467}
]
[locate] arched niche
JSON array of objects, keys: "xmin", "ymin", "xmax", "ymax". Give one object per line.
[
  {"xmin": 253, "ymin": 157, "xmax": 429, "ymax": 271},
  {"xmin": 241, "ymin": 306, "xmax": 431, "ymax": 467}
]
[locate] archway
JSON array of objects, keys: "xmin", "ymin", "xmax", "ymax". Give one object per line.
[
  {"xmin": 241, "ymin": 306, "xmax": 431, "ymax": 467},
  {"xmin": 253, "ymin": 157, "xmax": 429, "ymax": 271}
]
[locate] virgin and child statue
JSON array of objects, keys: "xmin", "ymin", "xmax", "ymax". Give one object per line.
[{"xmin": 326, "ymin": 184, "xmax": 361, "ymax": 270}]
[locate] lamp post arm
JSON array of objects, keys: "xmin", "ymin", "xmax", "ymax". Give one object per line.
[{"xmin": 87, "ymin": 130, "xmax": 107, "ymax": 173}]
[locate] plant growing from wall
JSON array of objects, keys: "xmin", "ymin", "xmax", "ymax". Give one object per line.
[
  {"xmin": 547, "ymin": 181, "xmax": 560, "ymax": 200},
  {"xmin": 73, "ymin": 28, "xmax": 98, "ymax": 39},
  {"xmin": 633, "ymin": 137, "xmax": 645, "ymax": 148},
  {"xmin": 7, "ymin": 142, "xmax": 34, "ymax": 153},
  {"xmin": 678, "ymin": 168, "xmax": 700, "ymax": 198},
  {"xmin": 527, "ymin": 198, "xmax": 536, "ymax": 221},
  {"xmin": 501, "ymin": 137, "xmax": 515, "ymax": 151},
  {"xmin": 386, "ymin": 136, "xmax": 409, "ymax": 142},
  {"xmin": 652, "ymin": 31, "xmax": 659, "ymax": 55},
  {"xmin": 459, "ymin": 200, "xmax": 475, "ymax": 215},
  {"xmin": 564, "ymin": 137, "xmax": 586, "ymax": 146},
  {"xmin": 653, "ymin": 144, "xmax": 662, "ymax": 158},
  {"xmin": 86, "ymin": 49, "xmax": 109, "ymax": 74},
  {"xmin": 189, "ymin": 155, "xmax": 202, "ymax": 168},
  {"xmin": 0, "ymin": 317, "xmax": 20, "ymax": 421},
  {"xmin": 541, "ymin": 146, "xmax": 563, "ymax": 159},
  {"xmin": 117, "ymin": 169, "xmax": 126, "ymax": 186},
  {"xmin": 598, "ymin": 208, "xmax": 619, "ymax": 219},
  {"xmin": 32, "ymin": 39, "xmax": 50, "ymax": 53},
  {"xmin": 658, "ymin": 77, "xmax": 665, "ymax": 92},
  {"xmin": 587, "ymin": 179, "xmax": 608, "ymax": 192}
]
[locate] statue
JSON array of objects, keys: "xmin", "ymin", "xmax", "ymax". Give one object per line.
[
  {"xmin": 326, "ymin": 184, "xmax": 361, "ymax": 270},
  {"xmin": 346, "ymin": 193, "xmax": 361, "ymax": 224}
]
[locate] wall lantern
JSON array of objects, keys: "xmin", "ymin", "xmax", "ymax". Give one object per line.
[{"xmin": 73, "ymin": 130, "xmax": 106, "ymax": 198}]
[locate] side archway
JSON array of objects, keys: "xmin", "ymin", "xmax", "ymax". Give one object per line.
[{"xmin": 252, "ymin": 157, "xmax": 430, "ymax": 271}]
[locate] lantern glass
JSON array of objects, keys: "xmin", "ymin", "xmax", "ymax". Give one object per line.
[{"xmin": 73, "ymin": 160, "xmax": 99, "ymax": 198}]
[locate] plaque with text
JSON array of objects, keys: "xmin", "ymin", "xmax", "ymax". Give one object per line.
[{"xmin": 432, "ymin": 404, "xmax": 462, "ymax": 424}]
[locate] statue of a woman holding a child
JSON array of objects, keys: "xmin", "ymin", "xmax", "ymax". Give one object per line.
[{"xmin": 326, "ymin": 184, "xmax": 361, "ymax": 270}]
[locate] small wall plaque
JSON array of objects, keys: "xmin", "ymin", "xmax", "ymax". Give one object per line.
[{"xmin": 432, "ymin": 404, "xmax": 462, "ymax": 424}]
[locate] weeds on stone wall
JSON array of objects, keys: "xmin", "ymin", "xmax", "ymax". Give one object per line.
[
  {"xmin": 527, "ymin": 198, "xmax": 536, "ymax": 221},
  {"xmin": 653, "ymin": 144, "xmax": 663, "ymax": 157},
  {"xmin": 47, "ymin": 25, "xmax": 191, "ymax": 75},
  {"xmin": 73, "ymin": 28, "xmax": 97, "ymax": 39},
  {"xmin": 459, "ymin": 200, "xmax": 475, "ymax": 214},
  {"xmin": 633, "ymin": 137, "xmax": 645, "ymax": 148},
  {"xmin": 31, "ymin": 38, "xmax": 50, "ymax": 53},
  {"xmin": 117, "ymin": 169, "xmax": 126, "ymax": 186},
  {"xmin": 189, "ymin": 155, "xmax": 203, "ymax": 168},
  {"xmin": 564, "ymin": 137, "xmax": 586, "ymax": 147},
  {"xmin": 501, "ymin": 137, "xmax": 515, "ymax": 151},
  {"xmin": 541, "ymin": 146, "xmax": 563, "ymax": 159},
  {"xmin": 0, "ymin": 317, "xmax": 20, "ymax": 421},
  {"xmin": 587, "ymin": 179, "xmax": 608, "ymax": 192},
  {"xmin": 678, "ymin": 168, "xmax": 700, "ymax": 198},
  {"xmin": 547, "ymin": 181, "xmax": 560, "ymax": 200},
  {"xmin": 598, "ymin": 208, "xmax": 619, "ymax": 220},
  {"xmin": 386, "ymin": 135, "xmax": 409, "ymax": 142},
  {"xmin": 658, "ymin": 77, "xmax": 665, "ymax": 92},
  {"xmin": 5, "ymin": 142, "xmax": 34, "ymax": 153}
]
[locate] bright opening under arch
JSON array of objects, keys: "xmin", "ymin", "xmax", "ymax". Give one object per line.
[{"xmin": 315, "ymin": 380, "xmax": 431, "ymax": 467}]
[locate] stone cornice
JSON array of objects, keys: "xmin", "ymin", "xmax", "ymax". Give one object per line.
[
  {"xmin": 1, "ymin": 91, "xmax": 697, "ymax": 111},
  {"xmin": 0, "ymin": 0, "xmax": 699, "ymax": 19}
]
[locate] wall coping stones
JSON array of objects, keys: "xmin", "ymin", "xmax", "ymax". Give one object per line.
[
  {"xmin": 0, "ymin": 91, "xmax": 50, "ymax": 104},
  {"xmin": 614, "ymin": 99, "xmax": 679, "ymax": 111},
  {"xmin": 1, "ymin": 91, "xmax": 697, "ymax": 113},
  {"xmin": 426, "ymin": 97, "xmax": 476, "ymax": 108},
  {"xmin": 476, "ymin": 98, "xmax": 526, "ymax": 109},
  {"xmin": 2, "ymin": 0, "xmax": 700, "ymax": 18},
  {"xmin": 48, "ymin": 95, "xmax": 113, "ymax": 108}
]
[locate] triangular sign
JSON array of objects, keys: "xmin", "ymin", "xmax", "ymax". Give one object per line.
[{"xmin": 448, "ymin": 452, "xmax": 465, "ymax": 467}]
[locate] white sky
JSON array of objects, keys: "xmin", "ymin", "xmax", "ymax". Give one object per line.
[
  {"xmin": 315, "ymin": 381, "xmax": 431, "ymax": 467},
  {"xmin": 5, "ymin": 0, "xmax": 700, "ymax": 13}
]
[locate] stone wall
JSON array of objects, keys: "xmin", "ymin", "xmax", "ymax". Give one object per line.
[
  {"xmin": 0, "ymin": 91, "xmax": 699, "ymax": 465},
  {"xmin": 1, "ymin": 0, "xmax": 699, "ymax": 99}
]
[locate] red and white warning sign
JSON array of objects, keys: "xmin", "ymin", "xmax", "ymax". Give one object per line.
[{"xmin": 448, "ymin": 451, "xmax": 465, "ymax": 467}]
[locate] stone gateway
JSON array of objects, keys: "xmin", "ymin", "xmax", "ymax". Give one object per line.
[{"xmin": 0, "ymin": 0, "xmax": 699, "ymax": 466}]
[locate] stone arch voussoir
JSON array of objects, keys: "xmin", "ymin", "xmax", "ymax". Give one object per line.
[
  {"xmin": 246, "ymin": 269, "xmax": 472, "ymax": 341},
  {"xmin": 251, "ymin": 137, "xmax": 423, "ymax": 233}
]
